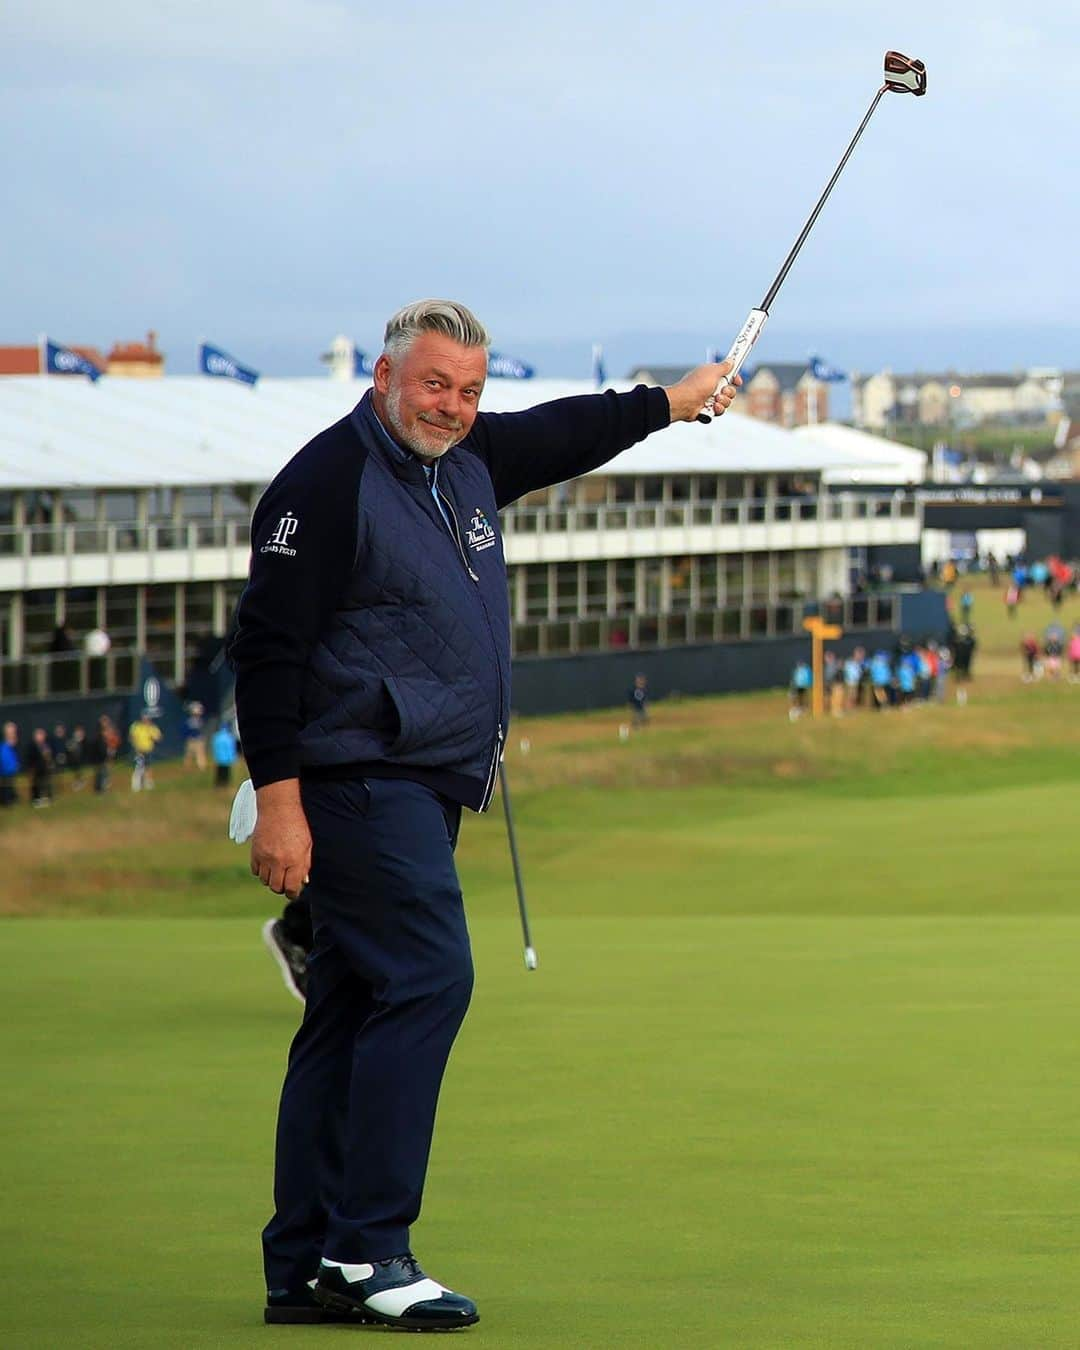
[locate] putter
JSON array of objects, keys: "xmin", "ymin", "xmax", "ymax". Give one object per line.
[
  {"xmin": 697, "ymin": 50, "xmax": 926, "ymax": 423},
  {"xmin": 499, "ymin": 762, "xmax": 538, "ymax": 970}
]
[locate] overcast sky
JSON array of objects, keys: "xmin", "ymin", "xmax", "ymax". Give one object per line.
[{"xmin": 4, "ymin": 1, "xmax": 1077, "ymax": 380}]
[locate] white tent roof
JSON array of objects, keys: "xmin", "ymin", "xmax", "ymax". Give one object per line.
[
  {"xmin": 793, "ymin": 421, "xmax": 927, "ymax": 485},
  {"xmin": 0, "ymin": 375, "xmax": 894, "ymax": 490}
]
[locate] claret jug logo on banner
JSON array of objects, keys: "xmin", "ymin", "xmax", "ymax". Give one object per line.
[{"xmin": 261, "ymin": 512, "xmax": 299, "ymax": 557}]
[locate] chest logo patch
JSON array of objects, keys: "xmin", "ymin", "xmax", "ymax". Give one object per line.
[{"xmin": 466, "ymin": 507, "xmax": 497, "ymax": 552}]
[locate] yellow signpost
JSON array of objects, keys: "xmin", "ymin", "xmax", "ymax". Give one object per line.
[{"xmin": 802, "ymin": 615, "xmax": 843, "ymax": 718}]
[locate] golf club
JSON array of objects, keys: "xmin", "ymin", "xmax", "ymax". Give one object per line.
[
  {"xmin": 697, "ymin": 50, "xmax": 927, "ymax": 423},
  {"xmin": 499, "ymin": 762, "xmax": 538, "ymax": 970}
]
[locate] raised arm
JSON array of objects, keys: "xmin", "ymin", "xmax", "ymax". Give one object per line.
[{"xmin": 467, "ymin": 363, "xmax": 739, "ymax": 508}]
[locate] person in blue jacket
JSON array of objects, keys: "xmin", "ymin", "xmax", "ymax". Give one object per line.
[
  {"xmin": 0, "ymin": 721, "xmax": 20, "ymax": 806},
  {"xmin": 229, "ymin": 298, "xmax": 740, "ymax": 1330},
  {"xmin": 211, "ymin": 720, "xmax": 237, "ymax": 788}
]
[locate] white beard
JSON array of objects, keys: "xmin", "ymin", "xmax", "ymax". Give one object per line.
[{"xmin": 386, "ymin": 384, "xmax": 462, "ymax": 460}]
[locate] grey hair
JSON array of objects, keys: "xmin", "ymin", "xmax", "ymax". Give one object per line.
[{"xmin": 382, "ymin": 299, "xmax": 490, "ymax": 359}]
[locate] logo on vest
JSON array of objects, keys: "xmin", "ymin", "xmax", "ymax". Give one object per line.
[
  {"xmin": 261, "ymin": 512, "xmax": 299, "ymax": 557},
  {"xmin": 466, "ymin": 508, "xmax": 496, "ymax": 552}
]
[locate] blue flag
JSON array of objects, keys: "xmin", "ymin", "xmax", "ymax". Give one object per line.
[
  {"xmin": 487, "ymin": 351, "xmax": 535, "ymax": 380},
  {"xmin": 592, "ymin": 344, "xmax": 606, "ymax": 388},
  {"xmin": 199, "ymin": 342, "xmax": 258, "ymax": 385},
  {"xmin": 45, "ymin": 340, "xmax": 102, "ymax": 382},
  {"xmin": 809, "ymin": 355, "xmax": 847, "ymax": 383},
  {"xmin": 354, "ymin": 347, "xmax": 376, "ymax": 377}
]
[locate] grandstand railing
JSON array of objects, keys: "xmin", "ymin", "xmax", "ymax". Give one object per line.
[
  {"xmin": 0, "ymin": 492, "xmax": 916, "ymax": 558},
  {"xmin": 0, "ymin": 593, "xmax": 903, "ymax": 701},
  {"xmin": 0, "ymin": 647, "xmax": 140, "ymax": 701}
]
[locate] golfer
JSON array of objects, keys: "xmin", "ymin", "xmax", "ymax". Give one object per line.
[{"xmin": 230, "ymin": 299, "xmax": 737, "ymax": 1330}]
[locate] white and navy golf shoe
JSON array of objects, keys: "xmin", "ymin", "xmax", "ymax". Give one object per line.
[{"xmin": 314, "ymin": 1253, "xmax": 478, "ymax": 1331}]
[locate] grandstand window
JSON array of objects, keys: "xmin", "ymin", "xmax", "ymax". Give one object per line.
[
  {"xmin": 669, "ymin": 476, "xmax": 691, "ymax": 502},
  {"xmin": 642, "ymin": 558, "xmax": 662, "ymax": 612},
  {"xmin": 724, "ymin": 555, "xmax": 745, "ymax": 604},
  {"xmin": 105, "ymin": 587, "xmax": 140, "ymax": 647},
  {"xmin": 545, "ymin": 621, "xmax": 573, "ymax": 654},
  {"xmin": 640, "ymin": 476, "xmax": 663, "ymax": 503},
  {"xmin": 669, "ymin": 557, "xmax": 693, "ymax": 612},
  {"xmin": 513, "ymin": 622, "xmax": 540, "ymax": 656},
  {"xmin": 776, "ymin": 552, "xmax": 798, "ymax": 597},
  {"xmin": 613, "ymin": 559, "xmax": 636, "ymax": 614},
  {"xmin": 749, "ymin": 554, "xmax": 771, "ymax": 600},
  {"xmin": 179, "ymin": 488, "xmax": 214, "ymax": 519},
  {"xmin": 147, "ymin": 488, "xmax": 174, "ymax": 521},
  {"xmin": 698, "ymin": 556, "xmax": 719, "ymax": 608},
  {"xmin": 696, "ymin": 476, "xmax": 720, "ymax": 501},
  {"xmin": 577, "ymin": 477, "xmax": 609, "ymax": 505},
  {"xmin": 103, "ymin": 492, "xmax": 138, "ymax": 522},
  {"xmin": 221, "ymin": 486, "xmax": 254, "ymax": 520},
  {"xmin": 59, "ymin": 491, "xmax": 95, "ymax": 523},
  {"xmin": 524, "ymin": 565, "xmax": 550, "ymax": 619},
  {"xmin": 554, "ymin": 563, "xmax": 579, "ymax": 616},
  {"xmin": 583, "ymin": 561, "xmax": 608, "ymax": 614},
  {"xmin": 64, "ymin": 587, "xmax": 98, "ymax": 635},
  {"xmin": 612, "ymin": 477, "xmax": 635, "ymax": 503}
]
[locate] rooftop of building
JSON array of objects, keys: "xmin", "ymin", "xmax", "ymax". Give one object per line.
[{"xmin": 0, "ymin": 376, "xmax": 924, "ymax": 490}]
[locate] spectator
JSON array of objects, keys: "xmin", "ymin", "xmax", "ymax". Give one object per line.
[
  {"xmin": 952, "ymin": 625, "xmax": 977, "ymax": 703},
  {"xmin": 959, "ymin": 590, "xmax": 974, "ymax": 624},
  {"xmin": 48, "ymin": 623, "xmax": 75, "ymax": 653},
  {"xmin": 211, "ymin": 721, "xmax": 238, "ymax": 788},
  {"xmin": 869, "ymin": 650, "xmax": 892, "ymax": 710},
  {"xmin": 88, "ymin": 714, "xmax": 120, "ymax": 793},
  {"xmin": 0, "ymin": 721, "xmax": 20, "ymax": 807},
  {"xmin": 1043, "ymin": 625, "xmax": 1065, "ymax": 681},
  {"xmin": 789, "ymin": 660, "xmax": 812, "ymax": 720},
  {"xmin": 26, "ymin": 728, "xmax": 55, "ymax": 808},
  {"xmin": 128, "ymin": 713, "xmax": 163, "ymax": 791},
  {"xmin": 1068, "ymin": 625, "xmax": 1080, "ymax": 683},
  {"xmin": 66, "ymin": 725, "xmax": 87, "ymax": 790},
  {"xmin": 627, "ymin": 673, "xmax": 650, "ymax": 728},
  {"xmin": 824, "ymin": 651, "xmax": 844, "ymax": 717},
  {"xmin": 987, "ymin": 552, "xmax": 999, "ymax": 587},
  {"xmin": 1020, "ymin": 633, "xmax": 1039, "ymax": 682},
  {"xmin": 843, "ymin": 646, "xmax": 865, "ymax": 712},
  {"xmin": 1004, "ymin": 583, "xmax": 1020, "ymax": 619},
  {"xmin": 182, "ymin": 701, "xmax": 208, "ymax": 771},
  {"xmin": 49, "ymin": 723, "xmax": 69, "ymax": 783}
]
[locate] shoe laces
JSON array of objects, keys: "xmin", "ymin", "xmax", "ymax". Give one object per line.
[{"xmin": 387, "ymin": 1253, "xmax": 422, "ymax": 1281}]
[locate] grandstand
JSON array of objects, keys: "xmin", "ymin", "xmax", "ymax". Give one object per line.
[{"xmin": 0, "ymin": 375, "xmax": 925, "ymax": 702}]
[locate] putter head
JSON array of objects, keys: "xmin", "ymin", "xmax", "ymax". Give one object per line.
[{"xmin": 884, "ymin": 50, "xmax": 927, "ymax": 96}]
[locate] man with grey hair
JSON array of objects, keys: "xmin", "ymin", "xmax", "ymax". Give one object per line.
[{"xmin": 231, "ymin": 299, "xmax": 738, "ymax": 1330}]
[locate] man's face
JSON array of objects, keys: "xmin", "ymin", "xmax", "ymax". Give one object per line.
[{"xmin": 374, "ymin": 332, "xmax": 487, "ymax": 460}]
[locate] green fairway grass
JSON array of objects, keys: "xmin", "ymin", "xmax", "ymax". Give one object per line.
[{"xmin": 5, "ymin": 573, "xmax": 1080, "ymax": 1346}]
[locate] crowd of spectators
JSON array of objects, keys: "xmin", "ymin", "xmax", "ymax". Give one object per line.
[
  {"xmin": 0, "ymin": 704, "xmax": 240, "ymax": 809},
  {"xmin": 789, "ymin": 631, "xmax": 976, "ymax": 720}
]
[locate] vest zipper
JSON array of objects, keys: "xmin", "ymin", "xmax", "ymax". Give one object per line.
[
  {"xmin": 436, "ymin": 482, "xmax": 505, "ymax": 811},
  {"xmin": 436, "ymin": 487, "xmax": 480, "ymax": 582},
  {"xmin": 480, "ymin": 725, "xmax": 504, "ymax": 813}
]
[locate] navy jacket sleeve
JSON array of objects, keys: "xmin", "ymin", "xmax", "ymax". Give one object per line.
[
  {"xmin": 229, "ymin": 425, "xmax": 363, "ymax": 789},
  {"xmin": 465, "ymin": 385, "xmax": 670, "ymax": 509}
]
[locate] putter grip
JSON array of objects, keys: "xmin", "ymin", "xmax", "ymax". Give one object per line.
[{"xmin": 696, "ymin": 308, "xmax": 769, "ymax": 424}]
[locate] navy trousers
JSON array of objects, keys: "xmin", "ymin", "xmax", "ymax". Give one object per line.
[{"xmin": 262, "ymin": 776, "xmax": 474, "ymax": 1294}]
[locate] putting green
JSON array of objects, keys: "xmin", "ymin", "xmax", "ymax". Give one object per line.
[{"xmin": 5, "ymin": 907, "xmax": 1080, "ymax": 1348}]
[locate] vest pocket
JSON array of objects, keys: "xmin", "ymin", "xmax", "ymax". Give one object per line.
[{"xmin": 381, "ymin": 676, "xmax": 415, "ymax": 755}]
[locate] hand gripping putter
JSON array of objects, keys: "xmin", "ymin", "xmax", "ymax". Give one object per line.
[{"xmin": 697, "ymin": 50, "xmax": 927, "ymax": 423}]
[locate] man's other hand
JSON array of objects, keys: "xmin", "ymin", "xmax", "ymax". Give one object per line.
[
  {"xmin": 664, "ymin": 362, "xmax": 742, "ymax": 423},
  {"xmin": 251, "ymin": 778, "xmax": 312, "ymax": 900}
]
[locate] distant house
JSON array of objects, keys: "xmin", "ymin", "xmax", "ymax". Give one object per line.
[
  {"xmin": 627, "ymin": 360, "xmax": 828, "ymax": 427},
  {"xmin": 106, "ymin": 331, "xmax": 164, "ymax": 378},
  {"xmin": 0, "ymin": 332, "xmax": 164, "ymax": 379},
  {"xmin": 0, "ymin": 343, "xmax": 106, "ymax": 376},
  {"xmin": 852, "ymin": 368, "xmax": 1064, "ymax": 430}
]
